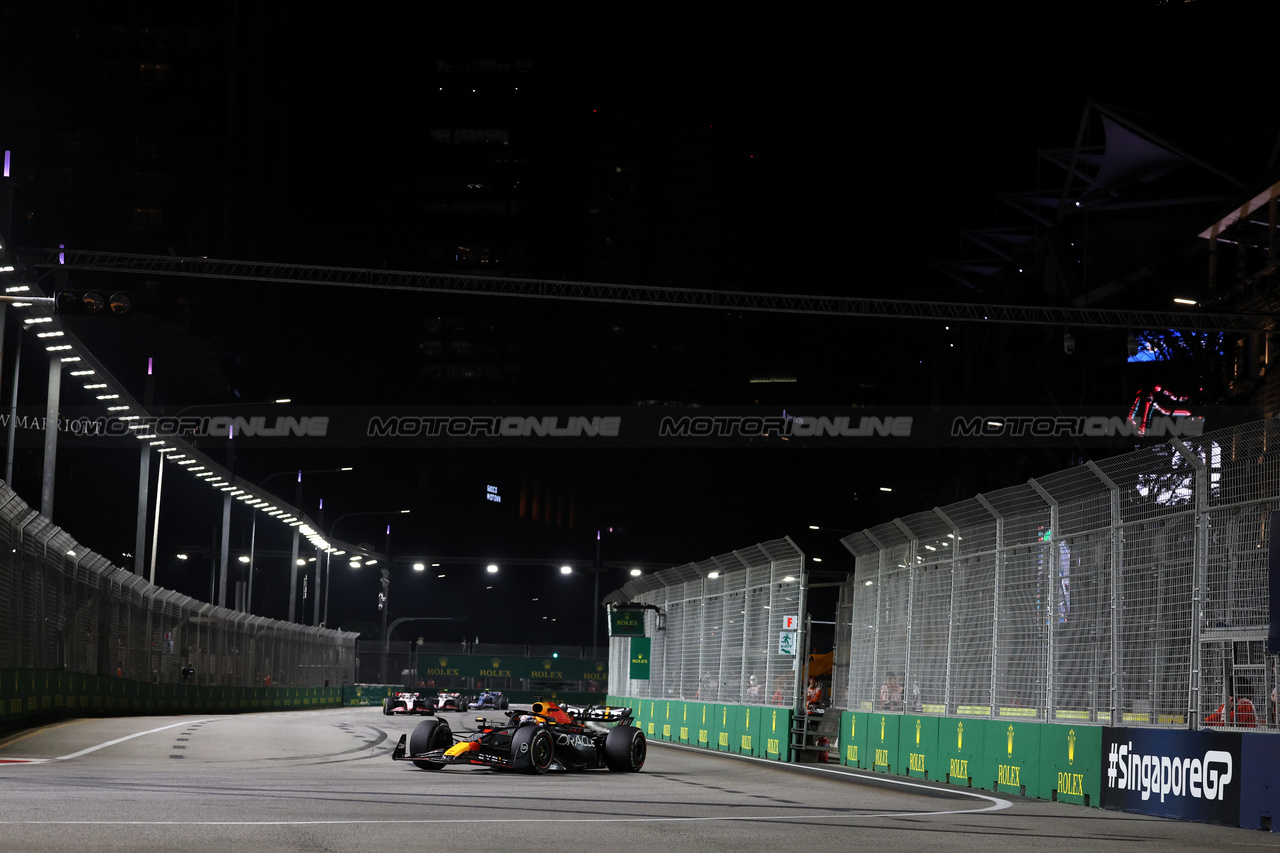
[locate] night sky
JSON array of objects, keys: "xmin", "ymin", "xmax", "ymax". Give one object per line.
[{"xmin": 0, "ymin": 2, "xmax": 1265, "ymax": 646}]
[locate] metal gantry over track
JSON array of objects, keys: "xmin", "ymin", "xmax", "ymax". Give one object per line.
[{"xmin": 21, "ymin": 248, "xmax": 1278, "ymax": 334}]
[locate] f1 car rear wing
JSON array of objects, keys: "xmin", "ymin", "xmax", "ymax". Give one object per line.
[{"xmin": 551, "ymin": 703, "xmax": 634, "ymax": 724}]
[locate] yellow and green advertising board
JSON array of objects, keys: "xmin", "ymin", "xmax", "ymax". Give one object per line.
[
  {"xmin": 1038, "ymin": 723, "xmax": 1101, "ymax": 806},
  {"xmin": 981, "ymin": 719, "xmax": 1044, "ymax": 797},
  {"xmin": 938, "ymin": 715, "xmax": 986, "ymax": 788},
  {"xmin": 869, "ymin": 712, "xmax": 902, "ymax": 775},
  {"xmin": 898, "ymin": 714, "xmax": 941, "ymax": 780},
  {"xmin": 840, "ymin": 711, "xmax": 869, "ymax": 768}
]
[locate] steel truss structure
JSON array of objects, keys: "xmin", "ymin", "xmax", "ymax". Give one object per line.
[{"xmin": 20, "ymin": 248, "xmax": 1275, "ymax": 333}]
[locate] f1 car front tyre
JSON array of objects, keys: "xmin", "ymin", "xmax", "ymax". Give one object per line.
[
  {"xmin": 604, "ymin": 725, "xmax": 646, "ymax": 772},
  {"xmin": 511, "ymin": 726, "xmax": 555, "ymax": 774},
  {"xmin": 408, "ymin": 718, "xmax": 452, "ymax": 770}
]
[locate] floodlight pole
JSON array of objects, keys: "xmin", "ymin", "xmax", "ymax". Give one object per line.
[
  {"xmin": 40, "ymin": 355, "xmax": 61, "ymax": 516},
  {"xmin": 379, "ymin": 568, "xmax": 390, "ymax": 683}
]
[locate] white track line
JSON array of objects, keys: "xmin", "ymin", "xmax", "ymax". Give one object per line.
[
  {"xmin": 56, "ymin": 719, "xmax": 220, "ymax": 760},
  {"xmin": 653, "ymin": 740, "xmax": 1012, "ymax": 812},
  {"xmin": 0, "ymin": 809, "xmax": 1007, "ymax": 826}
]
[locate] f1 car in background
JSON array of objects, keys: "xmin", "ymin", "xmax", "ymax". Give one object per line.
[
  {"xmin": 383, "ymin": 692, "xmax": 436, "ymax": 716},
  {"xmin": 468, "ymin": 690, "xmax": 509, "ymax": 710},
  {"xmin": 392, "ymin": 700, "xmax": 646, "ymax": 774},
  {"xmin": 435, "ymin": 692, "xmax": 467, "ymax": 711}
]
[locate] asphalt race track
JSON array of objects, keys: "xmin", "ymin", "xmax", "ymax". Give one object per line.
[{"xmin": 0, "ymin": 708, "xmax": 1274, "ymax": 853}]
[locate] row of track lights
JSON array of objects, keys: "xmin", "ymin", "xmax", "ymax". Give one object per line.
[{"xmin": 5, "ymin": 275, "xmax": 358, "ymax": 563}]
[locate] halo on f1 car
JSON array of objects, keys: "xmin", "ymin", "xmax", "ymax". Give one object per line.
[
  {"xmin": 383, "ymin": 691, "xmax": 436, "ymax": 716},
  {"xmin": 391, "ymin": 700, "xmax": 646, "ymax": 774},
  {"xmin": 468, "ymin": 690, "xmax": 509, "ymax": 710},
  {"xmin": 435, "ymin": 691, "xmax": 468, "ymax": 711}
]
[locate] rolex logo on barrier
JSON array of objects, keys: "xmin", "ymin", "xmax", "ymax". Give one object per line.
[
  {"xmin": 439, "ymin": 657, "xmax": 448, "ymax": 667},
  {"xmin": 492, "ymin": 658, "xmax": 501, "ymax": 668},
  {"xmin": 1068, "ymin": 729, "xmax": 1076, "ymax": 764}
]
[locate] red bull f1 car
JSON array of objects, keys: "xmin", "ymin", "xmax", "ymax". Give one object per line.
[
  {"xmin": 392, "ymin": 700, "xmax": 646, "ymax": 774},
  {"xmin": 383, "ymin": 692, "xmax": 436, "ymax": 716}
]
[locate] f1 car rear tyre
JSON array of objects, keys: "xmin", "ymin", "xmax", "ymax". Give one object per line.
[
  {"xmin": 511, "ymin": 726, "xmax": 555, "ymax": 774},
  {"xmin": 408, "ymin": 718, "xmax": 452, "ymax": 770},
  {"xmin": 604, "ymin": 725, "xmax": 646, "ymax": 772}
]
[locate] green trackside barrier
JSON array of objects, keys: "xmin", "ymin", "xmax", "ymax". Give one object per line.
[
  {"xmin": 691, "ymin": 702, "xmax": 714, "ymax": 749},
  {"xmin": 4, "ymin": 669, "xmax": 20, "ymax": 720},
  {"xmin": 648, "ymin": 698, "xmax": 666, "ymax": 739},
  {"xmin": 897, "ymin": 713, "xmax": 941, "ymax": 780},
  {"xmin": 730, "ymin": 705, "xmax": 755, "ymax": 755},
  {"xmin": 676, "ymin": 700, "xmax": 695, "ymax": 742},
  {"xmin": 762, "ymin": 706, "xmax": 790, "ymax": 760},
  {"xmin": 634, "ymin": 698, "xmax": 656, "ymax": 738},
  {"xmin": 938, "ymin": 715, "xmax": 986, "ymax": 788},
  {"xmin": 1038, "ymin": 723, "xmax": 1101, "ymax": 807},
  {"xmin": 1, "ymin": 669, "xmax": 17, "ymax": 721},
  {"xmin": 981, "ymin": 719, "xmax": 1043, "ymax": 798},
  {"xmin": 657, "ymin": 699, "xmax": 677, "ymax": 742},
  {"xmin": 868, "ymin": 711, "xmax": 902, "ymax": 775},
  {"xmin": 650, "ymin": 699, "xmax": 666, "ymax": 739},
  {"xmin": 344, "ymin": 685, "xmax": 399, "ymax": 707},
  {"xmin": 840, "ymin": 711, "xmax": 869, "ymax": 768},
  {"xmin": 711, "ymin": 703, "xmax": 734, "ymax": 752},
  {"xmin": 668, "ymin": 700, "xmax": 689, "ymax": 744},
  {"xmin": 673, "ymin": 701, "xmax": 695, "ymax": 745}
]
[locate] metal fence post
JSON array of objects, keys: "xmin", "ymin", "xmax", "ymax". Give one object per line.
[
  {"xmin": 935, "ymin": 508, "xmax": 960, "ymax": 716},
  {"xmin": 1028, "ymin": 478, "xmax": 1058, "ymax": 720},
  {"xmin": 976, "ymin": 494, "xmax": 1001, "ymax": 718},
  {"xmin": 1170, "ymin": 438, "xmax": 1208, "ymax": 731},
  {"xmin": 863, "ymin": 529, "xmax": 886, "ymax": 708},
  {"xmin": 1087, "ymin": 460, "xmax": 1123, "ymax": 727},
  {"xmin": 893, "ymin": 518, "xmax": 918, "ymax": 706}
]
